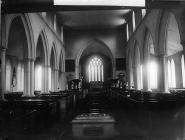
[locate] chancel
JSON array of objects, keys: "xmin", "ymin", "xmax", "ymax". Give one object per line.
[{"xmin": 2, "ymin": 0, "xmax": 185, "ymax": 140}]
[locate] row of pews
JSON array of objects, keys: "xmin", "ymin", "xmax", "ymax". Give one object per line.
[
  {"xmin": 0, "ymin": 81, "xmax": 84, "ymax": 131},
  {"xmin": 106, "ymin": 82, "xmax": 185, "ymax": 109}
]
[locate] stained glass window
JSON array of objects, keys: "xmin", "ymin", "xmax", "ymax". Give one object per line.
[{"xmin": 88, "ymin": 56, "xmax": 104, "ymax": 82}]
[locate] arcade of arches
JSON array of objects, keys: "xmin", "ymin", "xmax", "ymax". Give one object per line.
[{"xmin": 1, "ymin": 10, "xmax": 185, "ymax": 97}]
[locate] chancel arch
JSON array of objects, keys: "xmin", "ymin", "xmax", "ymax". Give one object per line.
[
  {"xmin": 78, "ymin": 39, "xmax": 114, "ymax": 82},
  {"xmin": 165, "ymin": 12, "xmax": 183, "ymax": 89},
  {"xmin": 6, "ymin": 16, "xmax": 33, "ymax": 96}
]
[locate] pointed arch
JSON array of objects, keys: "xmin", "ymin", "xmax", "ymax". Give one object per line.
[
  {"xmin": 36, "ymin": 30, "xmax": 49, "ymax": 65},
  {"xmin": 6, "ymin": 14, "xmax": 35, "ymax": 60},
  {"xmin": 49, "ymin": 42, "xmax": 58, "ymax": 69},
  {"xmin": 48, "ymin": 42, "xmax": 58, "ymax": 91},
  {"xmin": 133, "ymin": 40, "xmax": 143, "ymax": 90},
  {"xmin": 76, "ymin": 38, "xmax": 114, "ymax": 79},
  {"xmin": 143, "ymin": 27, "xmax": 158, "ymax": 91},
  {"xmin": 165, "ymin": 12, "xmax": 182, "ymax": 89},
  {"xmin": 6, "ymin": 14, "xmax": 35, "ymax": 95},
  {"xmin": 166, "ymin": 12, "xmax": 183, "ymax": 56}
]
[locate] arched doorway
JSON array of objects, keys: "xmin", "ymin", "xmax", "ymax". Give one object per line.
[{"xmin": 6, "ymin": 16, "xmax": 29, "ymax": 95}]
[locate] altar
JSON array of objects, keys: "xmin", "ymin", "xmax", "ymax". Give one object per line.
[{"xmin": 72, "ymin": 112, "xmax": 116, "ymax": 139}]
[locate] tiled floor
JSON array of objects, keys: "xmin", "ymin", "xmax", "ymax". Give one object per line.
[{"xmin": 1, "ymin": 93, "xmax": 185, "ymax": 140}]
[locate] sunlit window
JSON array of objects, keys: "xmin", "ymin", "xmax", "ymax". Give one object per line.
[
  {"xmin": 148, "ymin": 60, "xmax": 158, "ymax": 89},
  {"xmin": 88, "ymin": 56, "xmax": 103, "ymax": 82},
  {"xmin": 49, "ymin": 67, "xmax": 51, "ymax": 90},
  {"xmin": 61, "ymin": 26, "xmax": 64, "ymax": 42},
  {"xmin": 132, "ymin": 11, "xmax": 136, "ymax": 31},
  {"xmin": 182, "ymin": 55, "xmax": 185, "ymax": 87},
  {"xmin": 168, "ymin": 59, "xmax": 176, "ymax": 88},
  {"xmin": 17, "ymin": 63, "xmax": 24, "ymax": 91},
  {"xmin": 6, "ymin": 60, "xmax": 11, "ymax": 91},
  {"xmin": 142, "ymin": 9, "xmax": 146, "ymax": 18},
  {"xmin": 35, "ymin": 65, "xmax": 42, "ymax": 91},
  {"xmin": 54, "ymin": 14, "xmax": 56, "ymax": 30},
  {"xmin": 140, "ymin": 65, "xmax": 143, "ymax": 89},
  {"xmin": 41, "ymin": 12, "xmax": 46, "ymax": 18},
  {"xmin": 126, "ymin": 24, "xmax": 129, "ymax": 41}
]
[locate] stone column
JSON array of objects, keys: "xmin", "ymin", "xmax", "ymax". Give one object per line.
[
  {"xmin": 158, "ymin": 54, "xmax": 167, "ymax": 92},
  {"xmin": 0, "ymin": 48, "xmax": 6, "ymax": 100},
  {"xmin": 61, "ymin": 71, "xmax": 66, "ymax": 90},
  {"xmin": 30, "ymin": 59, "xmax": 34, "ymax": 96},
  {"xmin": 24, "ymin": 58, "xmax": 31, "ymax": 96},
  {"xmin": 112, "ymin": 60, "xmax": 116, "ymax": 79},
  {"xmin": 133, "ymin": 65, "xmax": 138, "ymax": 90},
  {"xmin": 0, "ymin": 4, "xmax": 6, "ymax": 100},
  {"xmin": 75, "ymin": 64, "xmax": 79, "ymax": 79},
  {"xmin": 143, "ymin": 60, "xmax": 149, "ymax": 91},
  {"xmin": 43, "ymin": 65, "xmax": 49, "ymax": 93},
  {"xmin": 54, "ymin": 68, "xmax": 59, "ymax": 91}
]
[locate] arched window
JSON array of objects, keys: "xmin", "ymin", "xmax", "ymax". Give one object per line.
[
  {"xmin": 182, "ymin": 55, "xmax": 185, "ymax": 87},
  {"xmin": 88, "ymin": 56, "xmax": 103, "ymax": 82},
  {"xmin": 126, "ymin": 24, "xmax": 129, "ymax": 41},
  {"xmin": 148, "ymin": 35, "xmax": 158, "ymax": 90},
  {"xmin": 140, "ymin": 65, "xmax": 143, "ymax": 89},
  {"xmin": 41, "ymin": 12, "xmax": 46, "ymax": 18},
  {"xmin": 168, "ymin": 59, "xmax": 176, "ymax": 88},
  {"xmin": 166, "ymin": 13, "xmax": 181, "ymax": 89},
  {"xmin": 134, "ymin": 44, "xmax": 142, "ymax": 90},
  {"xmin": 49, "ymin": 67, "xmax": 52, "ymax": 90},
  {"xmin": 17, "ymin": 63, "xmax": 24, "ymax": 91},
  {"xmin": 6, "ymin": 60, "xmax": 11, "ymax": 91},
  {"xmin": 54, "ymin": 14, "xmax": 57, "ymax": 30},
  {"xmin": 148, "ymin": 60, "xmax": 158, "ymax": 89},
  {"xmin": 35, "ymin": 65, "xmax": 42, "ymax": 91},
  {"xmin": 132, "ymin": 11, "xmax": 136, "ymax": 31},
  {"xmin": 141, "ymin": 9, "xmax": 146, "ymax": 18}
]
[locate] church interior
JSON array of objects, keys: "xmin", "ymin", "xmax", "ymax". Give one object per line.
[{"xmin": 1, "ymin": 0, "xmax": 185, "ymax": 139}]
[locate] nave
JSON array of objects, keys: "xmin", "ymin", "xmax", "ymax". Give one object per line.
[{"xmin": 2, "ymin": 1, "xmax": 185, "ymax": 140}]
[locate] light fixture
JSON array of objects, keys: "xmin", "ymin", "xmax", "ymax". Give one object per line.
[{"xmin": 54, "ymin": 0, "xmax": 145, "ymax": 7}]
